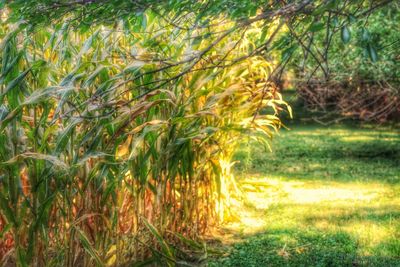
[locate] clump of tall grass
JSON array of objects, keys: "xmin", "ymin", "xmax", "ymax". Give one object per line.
[{"xmin": 0, "ymin": 13, "xmax": 288, "ymax": 266}]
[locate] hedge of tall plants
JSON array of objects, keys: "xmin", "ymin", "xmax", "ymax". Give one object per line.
[{"xmin": 0, "ymin": 11, "xmax": 288, "ymax": 266}]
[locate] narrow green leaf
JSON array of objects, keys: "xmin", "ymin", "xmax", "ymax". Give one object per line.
[
  {"xmin": 368, "ymin": 44, "xmax": 378, "ymax": 62},
  {"xmin": 142, "ymin": 217, "xmax": 175, "ymax": 266},
  {"xmin": 0, "ymin": 152, "xmax": 68, "ymax": 170},
  {"xmin": 341, "ymin": 26, "xmax": 351, "ymax": 44},
  {"xmin": 0, "ymin": 194, "xmax": 17, "ymax": 226},
  {"xmin": 76, "ymin": 228, "xmax": 105, "ymax": 267},
  {"xmin": 1, "ymin": 68, "xmax": 31, "ymax": 97}
]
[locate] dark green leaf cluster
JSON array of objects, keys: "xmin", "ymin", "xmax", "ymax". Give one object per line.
[{"xmin": 5, "ymin": 0, "xmax": 270, "ymax": 27}]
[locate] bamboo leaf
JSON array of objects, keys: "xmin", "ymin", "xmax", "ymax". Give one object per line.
[
  {"xmin": 1, "ymin": 68, "xmax": 31, "ymax": 97},
  {"xmin": 76, "ymin": 228, "xmax": 105, "ymax": 267},
  {"xmin": 0, "ymin": 152, "xmax": 68, "ymax": 170},
  {"xmin": 142, "ymin": 217, "xmax": 175, "ymax": 266},
  {"xmin": 0, "ymin": 193, "xmax": 17, "ymax": 226}
]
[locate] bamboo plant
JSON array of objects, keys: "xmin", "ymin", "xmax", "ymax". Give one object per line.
[{"xmin": 0, "ymin": 11, "xmax": 288, "ymax": 266}]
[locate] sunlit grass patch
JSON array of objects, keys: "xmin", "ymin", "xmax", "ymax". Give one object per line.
[
  {"xmin": 210, "ymin": 124, "xmax": 400, "ymax": 266},
  {"xmin": 341, "ymin": 135, "xmax": 400, "ymax": 142},
  {"xmin": 212, "ymin": 181, "xmax": 400, "ymax": 266}
]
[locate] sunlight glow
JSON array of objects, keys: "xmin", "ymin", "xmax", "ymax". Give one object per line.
[
  {"xmin": 284, "ymin": 186, "xmax": 381, "ymax": 204},
  {"xmin": 219, "ymin": 177, "xmax": 397, "ymax": 243},
  {"xmin": 341, "ymin": 136, "xmax": 400, "ymax": 142}
]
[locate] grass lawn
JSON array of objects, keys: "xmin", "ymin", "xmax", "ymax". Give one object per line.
[{"xmin": 209, "ymin": 123, "xmax": 400, "ymax": 267}]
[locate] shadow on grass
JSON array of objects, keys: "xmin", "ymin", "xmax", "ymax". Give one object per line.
[
  {"xmin": 270, "ymin": 137, "xmax": 400, "ymax": 162},
  {"xmin": 234, "ymin": 125, "xmax": 400, "ymax": 184},
  {"xmin": 210, "ymin": 228, "xmax": 400, "ymax": 267}
]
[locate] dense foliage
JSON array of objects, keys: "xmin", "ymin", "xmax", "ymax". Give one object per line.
[
  {"xmin": 0, "ymin": 0, "xmax": 396, "ymax": 266},
  {"xmin": 0, "ymin": 9, "xmax": 288, "ymax": 266}
]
